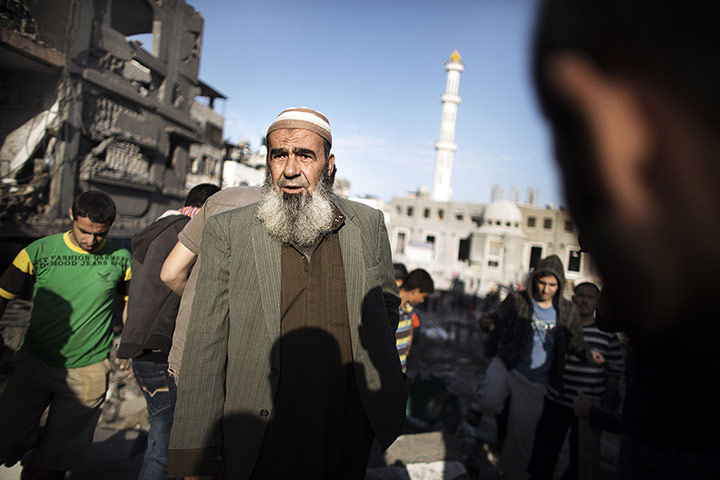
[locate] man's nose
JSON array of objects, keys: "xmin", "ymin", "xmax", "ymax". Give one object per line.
[{"xmin": 283, "ymin": 155, "xmax": 300, "ymax": 177}]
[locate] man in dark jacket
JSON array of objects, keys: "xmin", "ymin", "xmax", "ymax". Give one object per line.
[
  {"xmin": 118, "ymin": 183, "xmax": 218, "ymax": 480},
  {"xmin": 476, "ymin": 255, "xmax": 602, "ymax": 480}
]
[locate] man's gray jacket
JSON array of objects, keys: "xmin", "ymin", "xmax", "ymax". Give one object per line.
[{"xmin": 168, "ymin": 196, "xmax": 407, "ymax": 479}]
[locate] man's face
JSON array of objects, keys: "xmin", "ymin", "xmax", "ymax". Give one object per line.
[
  {"xmin": 573, "ymin": 285, "xmax": 599, "ymax": 317},
  {"xmin": 408, "ymin": 288, "xmax": 430, "ymax": 307},
  {"xmin": 68, "ymin": 211, "xmax": 110, "ymax": 251},
  {"xmin": 267, "ymin": 128, "xmax": 335, "ymax": 197},
  {"xmin": 534, "ymin": 275, "xmax": 559, "ymax": 303}
]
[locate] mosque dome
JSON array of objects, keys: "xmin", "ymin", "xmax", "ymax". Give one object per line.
[
  {"xmin": 482, "ymin": 200, "xmax": 523, "ymax": 227},
  {"xmin": 449, "ymin": 49, "xmax": 462, "ymax": 63}
]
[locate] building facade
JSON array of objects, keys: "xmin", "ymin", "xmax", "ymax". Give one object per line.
[
  {"xmin": 383, "ymin": 49, "xmax": 599, "ymax": 295},
  {"xmin": 386, "ymin": 192, "xmax": 600, "ymax": 294}
]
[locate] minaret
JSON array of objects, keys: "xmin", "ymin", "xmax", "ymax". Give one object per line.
[{"xmin": 432, "ymin": 49, "xmax": 464, "ymax": 202}]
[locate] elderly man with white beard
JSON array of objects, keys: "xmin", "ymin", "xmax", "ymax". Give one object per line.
[{"xmin": 167, "ymin": 107, "xmax": 407, "ymax": 480}]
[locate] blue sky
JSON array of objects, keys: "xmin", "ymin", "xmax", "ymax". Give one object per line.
[{"xmin": 185, "ymin": 0, "xmax": 563, "ymax": 206}]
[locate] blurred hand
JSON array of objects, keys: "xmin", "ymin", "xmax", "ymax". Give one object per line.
[
  {"xmin": 119, "ymin": 358, "xmax": 131, "ymax": 370},
  {"xmin": 589, "ymin": 349, "xmax": 605, "ymax": 364}
]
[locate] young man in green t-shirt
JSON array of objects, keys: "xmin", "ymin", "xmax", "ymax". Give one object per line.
[{"xmin": 0, "ymin": 191, "xmax": 131, "ymax": 480}]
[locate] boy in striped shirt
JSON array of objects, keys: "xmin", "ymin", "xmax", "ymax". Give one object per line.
[
  {"xmin": 527, "ymin": 282, "xmax": 624, "ymax": 480},
  {"xmin": 395, "ymin": 268, "xmax": 433, "ymax": 373}
]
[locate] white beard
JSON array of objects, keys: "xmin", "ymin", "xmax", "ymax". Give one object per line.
[{"xmin": 256, "ymin": 171, "xmax": 335, "ymax": 247}]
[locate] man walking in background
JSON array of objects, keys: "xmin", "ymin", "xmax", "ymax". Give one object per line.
[
  {"xmin": 0, "ymin": 191, "xmax": 131, "ymax": 480},
  {"xmin": 528, "ymin": 282, "xmax": 624, "ymax": 479},
  {"xmin": 117, "ymin": 183, "xmax": 219, "ymax": 480},
  {"xmin": 476, "ymin": 255, "xmax": 602, "ymax": 479},
  {"xmin": 160, "ymin": 185, "xmax": 261, "ymax": 378}
]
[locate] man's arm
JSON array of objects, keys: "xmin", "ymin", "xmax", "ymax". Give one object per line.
[
  {"xmin": 601, "ymin": 332, "xmax": 625, "ymax": 410},
  {"xmin": 163, "ymin": 194, "xmax": 217, "ymax": 296},
  {"xmin": 161, "ymin": 242, "xmax": 198, "ymax": 295},
  {"xmin": 0, "ymin": 248, "xmax": 33, "ymax": 319},
  {"xmin": 121, "ymin": 301, "xmax": 128, "ymax": 325},
  {"xmin": 0, "ymin": 249, "xmax": 33, "ymax": 350}
]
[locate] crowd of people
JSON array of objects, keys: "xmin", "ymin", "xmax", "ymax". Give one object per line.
[{"xmin": 1, "ymin": 0, "xmax": 719, "ymax": 478}]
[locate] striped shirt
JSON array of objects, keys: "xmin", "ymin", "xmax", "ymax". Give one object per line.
[
  {"xmin": 547, "ymin": 321, "xmax": 624, "ymax": 407},
  {"xmin": 396, "ymin": 305, "xmax": 415, "ymax": 372}
]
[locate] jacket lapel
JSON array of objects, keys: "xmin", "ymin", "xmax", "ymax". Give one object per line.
[
  {"xmin": 337, "ymin": 200, "xmax": 364, "ymax": 334},
  {"xmin": 252, "ymin": 220, "xmax": 282, "ymax": 340}
]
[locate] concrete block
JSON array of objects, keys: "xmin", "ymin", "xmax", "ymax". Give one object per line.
[
  {"xmin": 384, "ymin": 432, "xmax": 461, "ymax": 465},
  {"xmin": 406, "ymin": 461, "xmax": 469, "ymax": 480}
]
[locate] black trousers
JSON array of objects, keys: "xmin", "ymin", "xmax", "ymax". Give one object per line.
[{"xmin": 527, "ymin": 398, "xmax": 579, "ymax": 480}]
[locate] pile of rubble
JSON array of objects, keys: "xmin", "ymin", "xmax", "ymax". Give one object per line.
[{"xmin": 366, "ymin": 306, "xmax": 502, "ymax": 480}]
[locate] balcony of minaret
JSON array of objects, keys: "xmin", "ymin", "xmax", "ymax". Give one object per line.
[
  {"xmin": 435, "ymin": 141, "xmax": 458, "ymax": 152},
  {"xmin": 445, "ymin": 50, "xmax": 464, "ymax": 70},
  {"xmin": 441, "ymin": 92, "xmax": 461, "ymax": 104}
]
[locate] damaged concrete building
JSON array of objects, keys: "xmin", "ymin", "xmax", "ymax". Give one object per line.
[{"xmin": 0, "ymin": 0, "xmax": 226, "ymax": 246}]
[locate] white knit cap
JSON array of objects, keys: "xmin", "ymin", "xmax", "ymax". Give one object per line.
[{"xmin": 266, "ymin": 107, "xmax": 332, "ymax": 146}]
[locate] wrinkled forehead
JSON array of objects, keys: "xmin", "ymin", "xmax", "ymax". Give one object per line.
[
  {"xmin": 266, "ymin": 129, "xmax": 328, "ymax": 159},
  {"xmin": 268, "ymin": 128, "xmax": 323, "ymax": 144}
]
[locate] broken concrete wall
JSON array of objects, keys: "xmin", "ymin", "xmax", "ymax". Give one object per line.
[
  {"xmin": 1, "ymin": 0, "xmax": 224, "ymax": 238},
  {"xmin": 0, "ymin": 0, "xmax": 65, "ymax": 178},
  {"xmin": 23, "ymin": 0, "xmax": 71, "ymax": 49},
  {"xmin": 187, "ymin": 99, "xmax": 224, "ymax": 186}
]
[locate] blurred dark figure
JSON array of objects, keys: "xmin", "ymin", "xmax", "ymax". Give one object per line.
[{"xmin": 533, "ymin": 1, "xmax": 720, "ymax": 478}]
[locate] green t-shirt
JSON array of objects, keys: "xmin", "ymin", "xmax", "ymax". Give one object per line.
[{"xmin": 0, "ymin": 232, "xmax": 132, "ymax": 368}]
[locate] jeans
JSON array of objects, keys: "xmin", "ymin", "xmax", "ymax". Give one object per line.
[
  {"xmin": 132, "ymin": 360, "xmax": 178, "ymax": 480},
  {"xmin": 498, "ymin": 369, "xmax": 546, "ymax": 480}
]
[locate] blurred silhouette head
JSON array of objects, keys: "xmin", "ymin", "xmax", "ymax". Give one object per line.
[{"xmin": 533, "ymin": 0, "xmax": 720, "ymax": 330}]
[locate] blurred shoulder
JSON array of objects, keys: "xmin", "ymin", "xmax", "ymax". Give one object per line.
[{"xmin": 204, "ymin": 186, "xmax": 261, "ymax": 216}]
